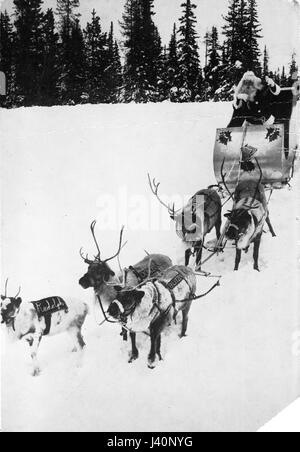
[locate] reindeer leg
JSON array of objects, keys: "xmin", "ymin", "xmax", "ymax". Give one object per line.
[
  {"xmin": 195, "ymin": 243, "xmax": 203, "ymax": 271},
  {"xmin": 253, "ymin": 236, "xmax": 262, "ymax": 272},
  {"xmin": 30, "ymin": 332, "xmax": 43, "ymax": 377},
  {"xmin": 148, "ymin": 319, "xmax": 164, "ymax": 369},
  {"xmin": 185, "ymin": 248, "xmax": 192, "ymax": 266},
  {"xmin": 128, "ymin": 332, "xmax": 139, "ymax": 363},
  {"xmin": 156, "ymin": 334, "xmax": 163, "ymax": 361},
  {"xmin": 266, "ymin": 216, "xmax": 276, "ymax": 237},
  {"xmin": 180, "ymin": 300, "xmax": 192, "ymax": 338},
  {"xmin": 234, "ymin": 249, "xmax": 242, "ymax": 271}
]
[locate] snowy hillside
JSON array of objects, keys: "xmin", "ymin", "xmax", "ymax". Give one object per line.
[{"xmin": 1, "ymin": 101, "xmax": 299, "ymax": 432}]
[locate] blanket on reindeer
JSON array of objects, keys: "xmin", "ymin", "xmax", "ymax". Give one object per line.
[{"xmin": 31, "ymin": 297, "xmax": 69, "ymax": 335}]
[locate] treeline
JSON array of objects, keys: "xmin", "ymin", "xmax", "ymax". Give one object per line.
[{"xmin": 0, "ymin": 0, "xmax": 298, "ymax": 108}]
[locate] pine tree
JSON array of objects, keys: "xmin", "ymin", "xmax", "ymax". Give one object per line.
[
  {"xmin": 121, "ymin": 0, "xmax": 162, "ymax": 102},
  {"xmin": 104, "ymin": 23, "xmax": 123, "ymax": 103},
  {"xmin": 56, "ymin": 0, "xmax": 80, "ymax": 37},
  {"xmin": 244, "ymin": 0, "xmax": 262, "ymax": 73},
  {"xmin": 13, "ymin": 0, "xmax": 45, "ymax": 106},
  {"xmin": 263, "ymin": 45, "xmax": 269, "ymax": 77},
  {"xmin": 204, "ymin": 26, "xmax": 222, "ymax": 100},
  {"xmin": 84, "ymin": 10, "xmax": 108, "ymax": 103},
  {"xmin": 57, "ymin": 1, "xmax": 85, "ymax": 104},
  {"xmin": 39, "ymin": 9, "xmax": 60, "ymax": 105},
  {"xmin": 280, "ymin": 66, "xmax": 288, "ymax": 87},
  {"xmin": 288, "ymin": 52, "xmax": 298, "ymax": 85},
  {"xmin": 177, "ymin": 0, "xmax": 201, "ymax": 102},
  {"xmin": 0, "ymin": 11, "xmax": 14, "ymax": 107},
  {"xmin": 165, "ymin": 23, "xmax": 180, "ymax": 101},
  {"xmin": 222, "ymin": 0, "xmax": 241, "ymax": 67}
]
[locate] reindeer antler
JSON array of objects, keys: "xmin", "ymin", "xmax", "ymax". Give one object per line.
[
  {"xmin": 90, "ymin": 220, "xmax": 101, "ymax": 260},
  {"xmin": 15, "ymin": 286, "xmax": 21, "ymax": 298},
  {"xmin": 220, "ymin": 158, "xmax": 235, "ymax": 200},
  {"xmin": 79, "ymin": 248, "xmax": 94, "ymax": 264},
  {"xmin": 4, "ymin": 278, "xmax": 8, "ymax": 298},
  {"xmin": 148, "ymin": 174, "xmax": 178, "ymax": 217},
  {"xmin": 104, "ymin": 226, "xmax": 127, "ymax": 263}
]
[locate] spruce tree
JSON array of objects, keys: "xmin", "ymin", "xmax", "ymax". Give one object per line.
[
  {"xmin": 121, "ymin": 0, "xmax": 162, "ymax": 102},
  {"xmin": 263, "ymin": 45, "xmax": 269, "ymax": 77},
  {"xmin": 165, "ymin": 23, "xmax": 180, "ymax": 101},
  {"xmin": 84, "ymin": 10, "xmax": 108, "ymax": 103},
  {"xmin": 0, "ymin": 11, "xmax": 14, "ymax": 107},
  {"xmin": 288, "ymin": 52, "xmax": 298, "ymax": 85},
  {"xmin": 222, "ymin": 0, "xmax": 241, "ymax": 66},
  {"xmin": 13, "ymin": 0, "xmax": 44, "ymax": 106},
  {"xmin": 40, "ymin": 9, "xmax": 59, "ymax": 106},
  {"xmin": 104, "ymin": 23, "xmax": 123, "ymax": 103},
  {"xmin": 177, "ymin": 0, "xmax": 201, "ymax": 101},
  {"xmin": 245, "ymin": 0, "xmax": 262, "ymax": 73},
  {"xmin": 56, "ymin": 0, "xmax": 85, "ymax": 104},
  {"xmin": 204, "ymin": 26, "xmax": 222, "ymax": 100}
]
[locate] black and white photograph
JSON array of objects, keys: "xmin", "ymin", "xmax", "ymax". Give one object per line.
[{"xmin": 0, "ymin": 0, "xmax": 300, "ymax": 433}]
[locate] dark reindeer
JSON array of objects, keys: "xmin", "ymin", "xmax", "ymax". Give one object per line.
[
  {"xmin": 148, "ymin": 175, "xmax": 222, "ymax": 270},
  {"xmin": 108, "ymin": 265, "xmax": 197, "ymax": 368},
  {"xmin": 79, "ymin": 221, "xmax": 173, "ymax": 330},
  {"xmin": 222, "ymin": 163, "xmax": 276, "ymax": 271}
]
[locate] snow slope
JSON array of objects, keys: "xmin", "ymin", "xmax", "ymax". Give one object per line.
[{"xmin": 1, "ymin": 101, "xmax": 299, "ymax": 432}]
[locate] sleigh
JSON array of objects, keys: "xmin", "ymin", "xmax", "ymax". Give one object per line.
[{"xmin": 213, "ymin": 88, "xmax": 299, "ymax": 190}]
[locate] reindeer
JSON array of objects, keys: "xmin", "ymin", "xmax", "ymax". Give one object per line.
[
  {"xmin": 0, "ymin": 279, "xmax": 88, "ymax": 376},
  {"xmin": 78, "ymin": 221, "xmax": 173, "ymax": 335},
  {"xmin": 108, "ymin": 265, "xmax": 197, "ymax": 369},
  {"xmin": 148, "ymin": 175, "xmax": 222, "ymax": 270},
  {"xmin": 222, "ymin": 161, "xmax": 276, "ymax": 271}
]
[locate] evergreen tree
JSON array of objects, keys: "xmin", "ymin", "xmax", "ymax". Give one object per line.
[
  {"xmin": 84, "ymin": 10, "xmax": 108, "ymax": 103},
  {"xmin": 121, "ymin": 0, "xmax": 162, "ymax": 102},
  {"xmin": 222, "ymin": 0, "xmax": 241, "ymax": 67},
  {"xmin": 0, "ymin": 11, "xmax": 14, "ymax": 107},
  {"xmin": 263, "ymin": 45, "xmax": 269, "ymax": 77},
  {"xmin": 57, "ymin": 1, "xmax": 85, "ymax": 104},
  {"xmin": 177, "ymin": 0, "xmax": 201, "ymax": 101},
  {"xmin": 244, "ymin": 0, "xmax": 262, "ymax": 73},
  {"xmin": 104, "ymin": 23, "xmax": 123, "ymax": 103},
  {"xmin": 13, "ymin": 0, "xmax": 44, "ymax": 106},
  {"xmin": 56, "ymin": 0, "xmax": 80, "ymax": 37},
  {"xmin": 288, "ymin": 52, "xmax": 298, "ymax": 85},
  {"xmin": 39, "ymin": 9, "xmax": 60, "ymax": 105},
  {"xmin": 281, "ymin": 66, "xmax": 288, "ymax": 87},
  {"xmin": 204, "ymin": 26, "xmax": 222, "ymax": 100},
  {"xmin": 165, "ymin": 23, "xmax": 180, "ymax": 101}
]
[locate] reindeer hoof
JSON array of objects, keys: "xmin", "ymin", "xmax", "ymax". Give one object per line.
[
  {"xmin": 32, "ymin": 368, "xmax": 41, "ymax": 377},
  {"xmin": 72, "ymin": 347, "xmax": 78, "ymax": 353},
  {"xmin": 179, "ymin": 333, "xmax": 187, "ymax": 339},
  {"xmin": 254, "ymin": 266, "xmax": 260, "ymax": 272},
  {"xmin": 148, "ymin": 362, "xmax": 156, "ymax": 370},
  {"xmin": 128, "ymin": 353, "xmax": 139, "ymax": 364},
  {"xmin": 157, "ymin": 353, "xmax": 163, "ymax": 361}
]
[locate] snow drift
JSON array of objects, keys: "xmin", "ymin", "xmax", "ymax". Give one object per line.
[{"xmin": 0, "ymin": 101, "xmax": 299, "ymax": 432}]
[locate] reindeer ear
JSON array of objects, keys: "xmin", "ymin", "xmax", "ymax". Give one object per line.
[{"xmin": 15, "ymin": 297, "xmax": 22, "ymax": 308}]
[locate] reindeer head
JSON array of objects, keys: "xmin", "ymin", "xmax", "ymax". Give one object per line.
[
  {"xmin": 1, "ymin": 279, "xmax": 22, "ymax": 326},
  {"xmin": 108, "ymin": 286, "xmax": 145, "ymax": 320},
  {"xmin": 79, "ymin": 221, "xmax": 126, "ymax": 291}
]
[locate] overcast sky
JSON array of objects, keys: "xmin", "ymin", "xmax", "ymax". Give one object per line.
[{"xmin": 1, "ymin": 0, "xmax": 299, "ymax": 70}]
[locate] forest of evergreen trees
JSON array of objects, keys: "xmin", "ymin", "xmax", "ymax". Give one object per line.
[{"xmin": 0, "ymin": 0, "xmax": 298, "ymax": 108}]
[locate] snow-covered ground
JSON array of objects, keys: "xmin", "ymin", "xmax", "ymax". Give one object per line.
[{"xmin": 1, "ymin": 101, "xmax": 299, "ymax": 432}]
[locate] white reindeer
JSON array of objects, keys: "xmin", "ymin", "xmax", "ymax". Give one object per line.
[{"xmin": 1, "ymin": 280, "xmax": 88, "ymax": 376}]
